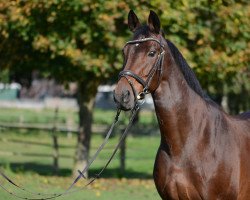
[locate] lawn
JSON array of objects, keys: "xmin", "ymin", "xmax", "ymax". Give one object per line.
[
  {"xmin": 0, "ymin": 107, "xmax": 158, "ymax": 126},
  {"xmin": 0, "ymin": 108, "xmax": 161, "ymax": 199},
  {"xmin": 0, "ymin": 176, "xmax": 159, "ymax": 200}
]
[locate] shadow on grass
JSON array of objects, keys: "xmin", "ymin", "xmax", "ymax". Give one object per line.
[
  {"xmin": 0, "ymin": 162, "xmax": 72, "ymax": 177},
  {"xmin": 89, "ymin": 168, "xmax": 152, "ymax": 179},
  {"xmin": 0, "ymin": 162, "xmax": 152, "ymax": 179}
]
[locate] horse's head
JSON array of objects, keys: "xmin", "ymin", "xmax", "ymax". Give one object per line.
[{"xmin": 114, "ymin": 10, "xmax": 165, "ymax": 111}]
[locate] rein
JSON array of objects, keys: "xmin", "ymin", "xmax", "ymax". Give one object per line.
[
  {"xmin": 0, "ymin": 106, "xmax": 139, "ymax": 200},
  {"xmin": 119, "ymin": 37, "xmax": 165, "ymax": 100}
]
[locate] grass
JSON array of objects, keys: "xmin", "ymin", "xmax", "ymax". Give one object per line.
[
  {"xmin": 0, "ymin": 107, "xmax": 158, "ymax": 126},
  {"xmin": 0, "ymin": 107, "xmax": 161, "ymax": 199},
  {"xmin": 0, "ymin": 175, "xmax": 159, "ymax": 200},
  {"xmin": 0, "ymin": 130, "xmax": 159, "ymax": 178}
]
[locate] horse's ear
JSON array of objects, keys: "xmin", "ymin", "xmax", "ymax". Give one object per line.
[
  {"xmin": 148, "ymin": 10, "xmax": 161, "ymax": 34},
  {"xmin": 128, "ymin": 10, "xmax": 141, "ymax": 32}
]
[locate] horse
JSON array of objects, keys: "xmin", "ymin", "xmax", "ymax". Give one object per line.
[{"xmin": 114, "ymin": 10, "xmax": 250, "ymax": 199}]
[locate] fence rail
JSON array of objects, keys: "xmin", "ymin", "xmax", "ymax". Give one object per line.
[
  {"xmin": 0, "ymin": 122, "xmax": 109, "ymax": 134},
  {"xmin": 0, "ymin": 121, "xmax": 126, "ymax": 175}
]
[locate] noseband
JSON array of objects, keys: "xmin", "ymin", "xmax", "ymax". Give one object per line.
[{"xmin": 118, "ymin": 37, "xmax": 165, "ymax": 103}]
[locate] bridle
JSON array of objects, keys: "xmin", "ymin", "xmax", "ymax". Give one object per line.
[{"xmin": 118, "ymin": 37, "xmax": 165, "ymax": 103}]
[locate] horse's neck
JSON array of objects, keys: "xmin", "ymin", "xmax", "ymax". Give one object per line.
[{"xmin": 152, "ymin": 60, "xmax": 207, "ymax": 157}]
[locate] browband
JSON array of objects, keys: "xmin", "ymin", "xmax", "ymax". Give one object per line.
[{"xmin": 125, "ymin": 37, "xmax": 164, "ymax": 48}]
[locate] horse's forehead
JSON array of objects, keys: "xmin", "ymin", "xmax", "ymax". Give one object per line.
[
  {"xmin": 125, "ymin": 38, "xmax": 158, "ymax": 52},
  {"xmin": 124, "ymin": 41, "xmax": 148, "ymax": 53}
]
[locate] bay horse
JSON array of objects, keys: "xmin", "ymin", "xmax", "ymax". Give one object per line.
[{"xmin": 114, "ymin": 10, "xmax": 250, "ymax": 199}]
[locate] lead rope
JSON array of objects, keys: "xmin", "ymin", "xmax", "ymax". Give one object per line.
[
  {"xmin": 0, "ymin": 109, "xmax": 121, "ymax": 199},
  {"xmin": 0, "ymin": 106, "xmax": 140, "ymax": 200}
]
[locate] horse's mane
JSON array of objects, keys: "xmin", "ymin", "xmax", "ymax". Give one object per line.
[{"xmin": 166, "ymin": 40, "xmax": 209, "ymax": 100}]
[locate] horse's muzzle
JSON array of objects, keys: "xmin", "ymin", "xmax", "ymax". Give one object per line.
[{"xmin": 113, "ymin": 89, "xmax": 135, "ymax": 111}]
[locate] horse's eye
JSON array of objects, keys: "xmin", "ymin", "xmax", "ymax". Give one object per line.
[{"xmin": 148, "ymin": 51, "xmax": 156, "ymax": 57}]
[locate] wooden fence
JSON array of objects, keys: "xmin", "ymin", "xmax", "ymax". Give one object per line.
[{"xmin": 0, "ymin": 108, "xmax": 127, "ymax": 175}]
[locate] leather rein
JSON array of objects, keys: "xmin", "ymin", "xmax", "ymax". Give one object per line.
[{"xmin": 0, "ymin": 37, "xmax": 165, "ymax": 200}]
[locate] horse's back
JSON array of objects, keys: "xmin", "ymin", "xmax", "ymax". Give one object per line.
[
  {"xmin": 237, "ymin": 111, "xmax": 250, "ymax": 120},
  {"xmin": 231, "ymin": 110, "xmax": 250, "ymax": 137}
]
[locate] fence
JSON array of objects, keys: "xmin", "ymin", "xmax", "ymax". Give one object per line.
[{"xmin": 0, "ymin": 107, "xmax": 130, "ymax": 175}]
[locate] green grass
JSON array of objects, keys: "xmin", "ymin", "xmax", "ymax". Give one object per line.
[
  {"xmin": 0, "ymin": 130, "xmax": 159, "ymax": 177},
  {"xmin": 0, "ymin": 132, "xmax": 161, "ymax": 199},
  {"xmin": 0, "ymin": 107, "xmax": 161, "ymax": 200},
  {"xmin": 0, "ymin": 108, "xmax": 75, "ymax": 124},
  {"xmin": 0, "ymin": 175, "xmax": 159, "ymax": 200},
  {"xmin": 0, "ymin": 107, "xmax": 158, "ymax": 126}
]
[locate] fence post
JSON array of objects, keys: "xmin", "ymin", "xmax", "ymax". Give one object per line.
[
  {"xmin": 52, "ymin": 107, "xmax": 59, "ymax": 175},
  {"xmin": 120, "ymin": 128, "xmax": 127, "ymax": 174}
]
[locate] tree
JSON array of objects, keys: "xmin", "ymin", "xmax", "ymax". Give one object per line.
[
  {"xmin": 0, "ymin": 0, "xmax": 150, "ymax": 176},
  {"xmin": 149, "ymin": 0, "xmax": 250, "ymax": 113}
]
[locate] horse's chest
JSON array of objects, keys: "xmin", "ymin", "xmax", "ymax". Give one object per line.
[
  {"xmin": 154, "ymin": 168, "xmax": 202, "ymax": 199},
  {"xmin": 153, "ymin": 148, "xmax": 240, "ymax": 200},
  {"xmin": 153, "ymin": 149, "xmax": 203, "ymax": 199}
]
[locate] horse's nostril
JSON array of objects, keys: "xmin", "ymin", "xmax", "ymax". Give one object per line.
[
  {"xmin": 122, "ymin": 90, "xmax": 130, "ymax": 103},
  {"xmin": 124, "ymin": 90, "xmax": 130, "ymax": 97}
]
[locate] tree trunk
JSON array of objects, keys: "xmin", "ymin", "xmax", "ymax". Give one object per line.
[{"xmin": 73, "ymin": 80, "xmax": 98, "ymax": 178}]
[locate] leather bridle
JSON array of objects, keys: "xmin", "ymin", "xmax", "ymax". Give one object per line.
[{"xmin": 118, "ymin": 37, "xmax": 165, "ymax": 102}]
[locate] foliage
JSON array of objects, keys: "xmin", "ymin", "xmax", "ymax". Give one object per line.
[
  {"xmin": 0, "ymin": 0, "xmax": 148, "ymax": 83},
  {"xmin": 0, "ymin": 68, "xmax": 9, "ymax": 83},
  {"xmin": 149, "ymin": 0, "xmax": 250, "ymax": 111},
  {"xmin": 0, "ymin": 0, "xmax": 249, "ymax": 112}
]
